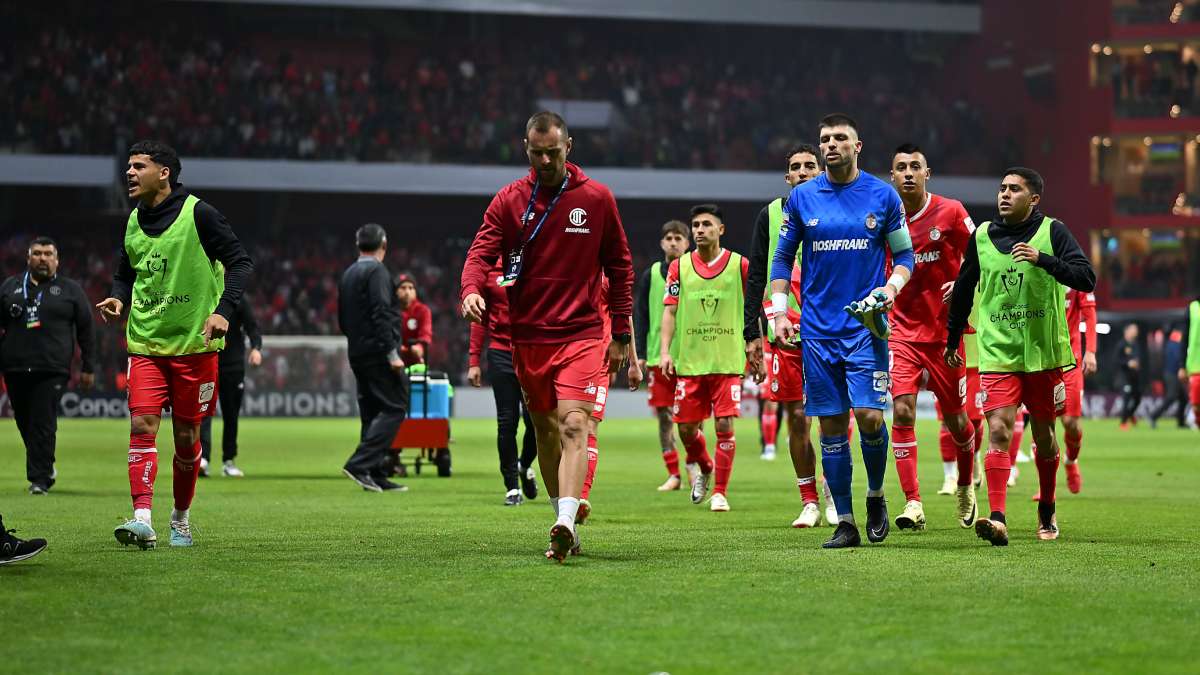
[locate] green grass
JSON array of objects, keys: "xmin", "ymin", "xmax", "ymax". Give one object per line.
[{"xmin": 1, "ymin": 416, "xmax": 1198, "ymax": 674}]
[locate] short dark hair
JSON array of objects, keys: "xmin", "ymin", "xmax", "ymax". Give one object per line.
[
  {"xmin": 894, "ymin": 143, "xmax": 924, "ymax": 158},
  {"xmin": 29, "ymin": 236, "xmax": 57, "ymax": 251},
  {"xmin": 355, "ymin": 223, "xmax": 387, "ymax": 252},
  {"xmin": 526, "ymin": 111, "xmax": 568, "ymax": 138},
  {"xmin": 660, "ymin": 220, "xmax": 689, "ymax": 239},
  {"xmin": 786, "ymin": 143, "xmax": 820, "ymax": 163},
  {"xmin": 128, "ymin": 140, "xmax": 182, "ymax": 187},
  {"xmin": 818, "ymin": 113, "xmax": 858, "ymax": 133},
  {"xmin": 1003, "ymin": 166, "xmax": 1045, "ymax": 196},
  {"xmin": 690, "ymin": 203, "xmax": 723, "ymax": 222}
]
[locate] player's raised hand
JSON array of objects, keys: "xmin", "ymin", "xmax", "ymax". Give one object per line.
[
  {"xmin": 95, "ymin": 297, "xmax": 124, "ymax": 323},
  {"xmin": 202, "ymin": 313, "xmax": 230, "ymax": 347},
  {"xmin": 943, "ymin": 347, "xmax": 964, "ymax": 368},
  {"xmin": 1011, "ymin": 242, "xmax": 1040, "ymax": 265},
  {"xmin": 772, "ymin": 315, "xmax": 796, "ymax": 345},
  {"xmin": 461, "ymin": 293, "xmax": 486, "ymax": 323},
  {"xmin": 940, "ymin": 281, "xmax": 955, "ymax": 304},
  {"xmin": 746, "ymin": 338, "xmax": 766, "ymax": 384},
  {"xmin": 467, "ymin": 365, "xmax": 482, "ymax": 387}
]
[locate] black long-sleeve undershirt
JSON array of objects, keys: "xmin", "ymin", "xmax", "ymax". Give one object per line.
[
  {"xmin": 110, "ymin": 186, "xmax": 254, "ymax": 319},
  {"xmin": 742, "ymin": 200, "xmax": 777, "ymax": 342},
  {"xmin": 946, "ymin": 210, "xmax": 1095, "ymax": 351}
]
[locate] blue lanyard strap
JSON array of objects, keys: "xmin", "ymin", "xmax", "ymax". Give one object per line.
[
  {"xmin": 517, "ymin": 172, "xmax": 570, "ymax": 251},
  {"xmin": 21, "ymin": 272, "xmax": 43, "ymax": 306}
]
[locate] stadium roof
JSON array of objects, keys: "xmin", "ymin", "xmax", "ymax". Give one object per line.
[{"xmin": 197, "ymin": 0, "xmax": 982, "ymax": 33}]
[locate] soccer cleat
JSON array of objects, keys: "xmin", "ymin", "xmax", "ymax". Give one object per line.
[
  {"xmin": 0, "ymin": 516, "xmax": 48, "ymax": 566},
  {"xmin": 657, "ymin": 475, "xmax": 682, "ymax": 492},
  {"xmin": 822, "ymin": 521, "xmax": 861, "ymax": 549},
  {"xmin": 894, "ymin": 500, "xmax": 925, "ymax": 531},
  {"xmin": 504, "ymin": 490, "xmax": 523, "ymax": 506},
  {"xmin": 114, "ymin": 519, "xmax": 157, "ymax": 550},
  {"xmin": 221, "ymin": 461, "xmax": 244, "ymax": 478},
  {"xmin": 792, "ymin": 502, "xmax": 820, "ymax": 528},
  {"xmin": 199, "ymin": 458, "xmax": 209, "ymax": 478},
  {"xmin": 1065, "ymin": 463, "xmax": 1082, "ymax": 494},
  {"xmin": 1037, "ymin": 502, "xmax": 1059, "ymax": 541},
  {"xmin": 546, "ymin": 523, "xmax": 574, "ymax": 562},
  {"xmin": 956, "ymin": 485, "xmax": 978, "ymax": 528},
  {"xmin": 342, "ymin": 468, "xmax": 382, "ymax": 492},
  {"xmin": 686, "ymin": 462, "xmax": 701, "ymax": 489},
  {"xmin": 519, "ymin": 465, "xmax": 539, "ymax": 500},
  {"xmin": 691, "ymin": 471, "xmax": 712, "ymax": 505},
  {"xmin": 374, "ymin": 477, "xmax": 409, "ymax": 492},
  {"xmin": 709, "ymin": 493, "xmax": 730, "ymax": 512},
  {"xmin": 974, "ymin": 518, "xmax": 1009, "ymax": 546},
  {"xmin": 1008, "ymin": 465, "xmax": 1019, "ymax": 487},
  {"xmin": 169, "ymin": 520, "xmax": 193, "ymax": 547},
  {"xmin": 937, "ymin": 475, "xmax": 956, "ymax": 496},
  {"xmin": 865, "ymin": 496, "xmax": 889, "ymax": 543},
  {"xmin": 1016, "ymin": 450, "xmax": 1032, "ymax": 464},
  {"xmin": 761, "ymin": 444, "xmax": 776, "ymax": 461},
  {"xmin": 576, "ymin": 499, "xmax": 591, "ymax": 525}
]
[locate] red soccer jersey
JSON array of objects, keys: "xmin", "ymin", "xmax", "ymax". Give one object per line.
[
  {"xmin": 890, "ymin": 193, "xmax": 974, "ymax": 343},
  {"xmin": 399, "ymin": 299, "xmax": 432, "ymax": 366},
  {"xmin": 664, "ymin": 249, "xmax": 750, "ymax": 306},
  {"xmin": 1065, "ymin": 288, "xmax": 1098, "ymax": 360}
]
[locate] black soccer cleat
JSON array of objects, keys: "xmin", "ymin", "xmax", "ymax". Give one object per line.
[
  {"xmin": 866, "ymin": 496, "xmax": 889, "ymax": 543},
  {"xmin": 342, "ymin": 468, "xmax": 382, "ymax": 492},
  {"xmin": 822, "ymin": 521, "xmax": 861, "ymax": 549},
  {"xmin": 375, "ymin": 477, "xmax": 409, "ymax": 492},
  {"xmin": 0, "ymin": 516, "xmax": 48, "ymax": 566},
  {"xmin": 519, "ymin": 465, "xmax": 539, "ymax": 501},
  {"xmin": 504, "ymin": 492, "xmax": 523, "ymax": 506}
]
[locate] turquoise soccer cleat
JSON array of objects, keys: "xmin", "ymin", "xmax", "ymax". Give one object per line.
[
  {"xmin": 114, "ymin": 519, "xmax": 157, "ymax": 550},
  {"xmin": 169, "ymin": 520, "xmax": 193, "ymax": 547}
]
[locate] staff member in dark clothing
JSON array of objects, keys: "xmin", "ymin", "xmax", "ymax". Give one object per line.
[
  {"xmin": 1116, "ymin": 322, "xmax": 1144, "ymax": 429},
  {"xmin": 1, "ymin": 237, "xmax": 96, "ymax": 494},
  {"xmin": 338, "ymin": 223, "xmax": 408, "ymax": 493},
  {"xmin": 199, "ymin": 299, "xmax": 262, "ymax": 477},
  {"xmin": 1150, "ymin": 324, "xmax": 1189, "ymax": 428}
]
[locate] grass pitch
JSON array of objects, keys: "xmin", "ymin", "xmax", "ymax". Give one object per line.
[{"xmin": 1, "ymin": 416, "xmax": 1197, "ymax": 674}]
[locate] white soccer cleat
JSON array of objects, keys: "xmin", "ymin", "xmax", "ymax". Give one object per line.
[
  {"xmin": 691, "ymin": 469, "xmax": 711, "ymax": 504},
  {"xmin": 1016, "ymin": 450, "xmax": 1032, "ymax": 464},
  {"xmin": 894, "ymin": 499, "xmax": 926, "ymax": 531},
  {"xmin": 709, "ymin": 493, "xmax": 730, "ymax": 512},
  {"xmin": 686, "ymin": 462, "xmax": 701, "ymax": 487},
  {"xmin": 761, "ymin": 444, "xmax": 777, "ymax": 461},
  {"xmin": 792, "ymin": 502, "xmax": 820, "ymax": 528},
  {"xmin": 1008, "ymin": 465, "xmax": 1019, "ymax": 487},
  {"xmin": 222, "ymin": 461, "xmax": 244, "ymax": 478},
  {"xmin": 657, "ymin": 474, "xmax": 682, "ymax": 492},
  {"xmin": 198, "ymin": 458, "xmax": 209, "ymax": 478},
  {"xmin": 937, "ymin": 475, "xmax": 957, "ymax": 495}
]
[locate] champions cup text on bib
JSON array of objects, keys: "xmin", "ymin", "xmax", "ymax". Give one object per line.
[
  {"xmin": 974, "ymin": 217, "xmax": 1073, "ymax": 373},
  {"xmin": 125, "ymin": 194, "xmax": 225, "ymax": 356},
  {"xmin": 671, "ymin": 251, "xmax": 746, "ymax": 376}
]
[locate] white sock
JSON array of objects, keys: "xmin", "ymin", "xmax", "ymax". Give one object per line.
[
  {"xmin": 506, "ymin": 488, "xmax": 520, "ymax": 497},
  {"xmin": 866, "ymin": 488, "xmax": 884, "ymax": 498},
  {"xmin": 171, "ymin": 508, "xmax": 188, "ymax": 524},
  {"xmin": 765, "ymin": 443, "xmax": 776, "ymax": 454},
  {"xmin": 134, "ymin": 508, "xmax": 152, "ymax": 525},
  {"xmin": 839, "ymin": 514, "xmax": 856, "ymax": 525},
  {"xmin": 557, "ymin": 497, "xmax": 580, "ymax": 527},
  {"xmin": 942, "ymin": 461, "xmax": 956, "ymax": 478}
]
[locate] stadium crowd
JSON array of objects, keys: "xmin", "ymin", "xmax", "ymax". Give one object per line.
[
  {"xmin": 2, "ymin": 4, "xmax": 1015, "ymax": 173},
  {"xmin": 1106, "ymin": 43, "xmax": 1200, "ymax": 118}
]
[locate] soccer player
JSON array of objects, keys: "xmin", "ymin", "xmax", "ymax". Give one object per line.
[
  {"xmin": 396, "ymin": 274, "xmax": 432, "ymax": 366},
  {"xmin": 744, "ymin": 143, "xmax": 828, "ymax": 528},
  {"xmin": 1116, "ymin": 323, "xmax": 1144, "ymax": 429},
  {"xmin": 1030, "ymin": 288, "xmax": 1097, "ymax": 499},
  {"xmin": 634, "ymin": 220, "xmax": 691, "ymax": 491},
  {"xmin": 1185, "ymin": 296, "xmax": 1200, "ymax": 426},
  {"xmin": 97, "ymin": 141, "xmax": 254, "ymax": 549},
  {"xmin": 771, "ymin": 114, "xmax": 915, "ymax": 548},
  {"xmin": 660, "ymin": 204, "xmax": 749, "ymax": 512},
  {"xmin": 887, "ymin": 144, "xmax": 978, "ymax": 531},
  {"xmin": 467, "ymin": 261, "xmax": 540, "ymax": 506},
  {"xmin": 946, "ymin": 167, "xmax": 1096, "ymax": 545},
  {"xmin": 461, "ymin": 112, "xmax": 634, "ymax": 562}
]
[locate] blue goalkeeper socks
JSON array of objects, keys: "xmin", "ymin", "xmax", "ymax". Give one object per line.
[
  {"xmin": 820, "ymin": 434, "xmax": 853, "ymax": 519},
  {"xmin": 861, "ymin": 423, "xmax": 889, "ymax": 494}
]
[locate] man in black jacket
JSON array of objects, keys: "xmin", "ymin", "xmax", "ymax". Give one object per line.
[
  {"xmin": 337, "ymin": 223, "xmax": 408, "ymax": 492},
  {"xmin": 1, "ymin": 237, "xmax": 96, "ymax": 494},
  {"xmin": 199, "ymin": 299, "xmax": 262, "ymax": 477}
]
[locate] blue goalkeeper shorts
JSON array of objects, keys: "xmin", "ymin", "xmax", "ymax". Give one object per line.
[{"xmin": 802, "ymin": 332, "xmax": 890, "ymax": 417}]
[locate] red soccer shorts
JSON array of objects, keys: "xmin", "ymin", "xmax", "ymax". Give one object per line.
[
  {"xmin": 765, "ymin": 344, "xmax": 805, "ymax": 403},
  {"xmin": 891, "ymin": 340, "xmax": 967, "ymax": 415},
  {"xmin": 127, "ymin": 352, "xmax": 219, "ymax": 424},
  {"xmin": 1062, "ymin": 364, "xmax": 1084, "ymax": 418},
  {"xmin": 980, "ymin": 369, "xmax": 1065, "ymax": 420},
  {"xmin": 673, "ymin": 373, "xmax": 742, "ymax": 423},
  {"xmin": 1190, "ymin": 374, "xmax": 1200, "ymax": 407},
  {"xmin": 937, "ymin": 367, "xmax": 983, "ymax": 422},
  {"xmin": 591, "ymin": 382, "xmax": 608, "ymax": 422},
  {"xmin": 513, "ymin": 338, "xmax": 606, "ymax": 414},
  {"xmin": 646, "ymin": 365, "xmax": 676, "ymax": 409}
]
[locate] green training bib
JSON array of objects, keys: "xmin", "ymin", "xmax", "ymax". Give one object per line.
[{"xmin": 672, "ymin": 252, "xmax": 746, "ymax": 376}]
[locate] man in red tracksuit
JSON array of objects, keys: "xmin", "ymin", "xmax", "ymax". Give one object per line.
[
  {"xmin": 396, "ymin": 274, "xmax": 432, "ymax": 366},
  {"xmin": 461, "ymin": 111, "xmax": 635, "ymax": 562}
]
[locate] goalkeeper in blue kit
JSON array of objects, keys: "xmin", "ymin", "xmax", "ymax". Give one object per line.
[{"xmin": 770, "ymin": 113, "xmax": 915, "ymax": 549}]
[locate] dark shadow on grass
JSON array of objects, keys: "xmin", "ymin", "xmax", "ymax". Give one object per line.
[
  {"xmin": 241, "ymin": 474, "xmax": 346, "ymax": 481},
  {"xmin": 30, "ymin": 489, "xmax": 128, "ymax": 497}
]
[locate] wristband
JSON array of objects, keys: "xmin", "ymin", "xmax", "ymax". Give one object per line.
[
  {"xmin": 770, "ymin": 292, "xmax": 789, "ymax": 317},
  {"xmin": 886, "ymin": 272, "xmax": 907, "ymax": 293}
]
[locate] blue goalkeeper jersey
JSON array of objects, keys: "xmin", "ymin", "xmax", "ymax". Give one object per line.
[{"xmin": 771, "ymin": 171, "xmax": 910, "ymax": 340}]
